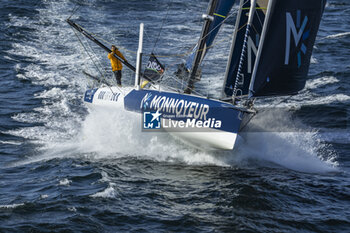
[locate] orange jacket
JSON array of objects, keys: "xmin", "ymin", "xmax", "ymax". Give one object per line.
[{"xmin": 108, "ymin": 49, "xmax": 126, "ymax": 71}]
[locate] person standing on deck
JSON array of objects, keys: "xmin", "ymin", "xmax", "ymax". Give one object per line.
[{"xmin": 108, "ymin": 45, "xmax": 126, "ymax": 86}]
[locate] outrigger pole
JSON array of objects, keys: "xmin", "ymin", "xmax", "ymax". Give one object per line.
[{"xmin": 66, "ymin": 19, "xmax": 153, "ymax": 83}]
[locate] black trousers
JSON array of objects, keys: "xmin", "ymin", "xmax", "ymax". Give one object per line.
[
  {"xmin": 113, "ymin": 70, "xmax": 122, "ymax": 85},
  {"xmin": 113, "ymin": 70, "xmax": 122, "ymax": 81}
]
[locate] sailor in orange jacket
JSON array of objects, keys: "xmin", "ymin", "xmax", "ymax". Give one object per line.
[{"xmin": 108, "ymin": 45, "xmax": 126, "ymax": 86}]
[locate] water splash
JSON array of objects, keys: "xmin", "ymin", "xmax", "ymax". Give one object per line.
[{"xmin": 73, "ymin": 105, "xmax": 338, "ymax": 173}]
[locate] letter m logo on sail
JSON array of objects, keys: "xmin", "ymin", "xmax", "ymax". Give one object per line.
[{"xmin": 284, "ymin": 10, "xmax": 309, "ymax": 67}]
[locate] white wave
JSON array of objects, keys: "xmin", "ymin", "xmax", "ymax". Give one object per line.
[
  {"xmin": 90, "ymin": 185, "xmax": 117, "ymax": 199},
  {"xmin": 319, "ymin": 131, "xmax": 350, "ymax": 144},
  {"xmin": 310, "ymin": 56, "xmax": 318, "ymax": 64},
  {"xmin": 257, "ymin": 93, "xmax": 350, "ymax": 108},
  {"xmin": 0, "ymin": 203, "xmax": 25, "ymax": 209},
  {"xmin": 68, "ymin": 206, "xmax": 77, "ymax": 212},
  {"xmin": 59, "ymin": 178, "xmax": 72, "ymax": 186},
  {"xmin": 302, "ymin": 94, "xmax": 350, "ymax": 105},
  {"xmin": 323, "ymin": 32, "xmax": 350, "ymax": 40},
  {"xmin": 164, "ymin": 24, "xmax": 192, "ymax": 31},
  {"xmin": 305, "ymin": 76, "xmax": 339, "ymax": 90},
  {"xmin": 0, "ymin": 140, "xmax": 22, "ymax": 145},
  {"xmin": 40, "ymin": 194, "xmax": 48, "ymax": 199},
  {"xmin": 100, "ymin": 171, "xmax": 112, "ymax": 183}
]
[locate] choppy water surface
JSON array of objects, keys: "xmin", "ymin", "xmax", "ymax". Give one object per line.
[{"xmin": 0, "ymin": 0, "xmax": 349, "ymax": 232}]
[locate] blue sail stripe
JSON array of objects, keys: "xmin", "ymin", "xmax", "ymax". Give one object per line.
[{"xmin": 301, "ymin": 43, "xmax": 307, "ymax": 54}]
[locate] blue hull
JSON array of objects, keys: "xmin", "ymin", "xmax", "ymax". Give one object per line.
[
  {"xmin": 83, "ymin": 87, "xmax": 251, "ymax": 150},
  {"xmin": 124, "ymin": 89, "xmax": 244, "ymax": 135}
]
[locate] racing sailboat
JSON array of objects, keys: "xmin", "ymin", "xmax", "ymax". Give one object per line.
[{"xmin": 67, "ymin": 0, "xmax": 326, "ymax": 150}]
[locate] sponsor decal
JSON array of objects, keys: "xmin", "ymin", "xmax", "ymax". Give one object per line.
[
  {"xmin": 97, "ymin": 90, "xmax": 120, "ymax": 102},
  {"xmin": 146, "ymin": 59, "xmax": 164, "ymax": 74},
  {"xmin": 285, "ymin": 10, "xmax": 310, "ymax": 68},
  {"xmin": 140, "ymin": 93, "xmax": 210, "ymax": 120}
]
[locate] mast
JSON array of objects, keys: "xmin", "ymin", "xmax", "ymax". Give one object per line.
[
  {"xmin": 184, "ymin": 0, "xmax": 218, "ymax": 94},
  {"xmin": 221, "ymin": 0, "xmax": 244, "ymax": 99},
  {"xmin": 248, "ymin": 0, "xmax": 275, "ymax": 98},
  {"xmin": 231, "ymin": 0, "xmax": 257, "ymax": 102},
  {"xmin": 221, "ymin": 0, "xmax": 269, "ymax": 100}
]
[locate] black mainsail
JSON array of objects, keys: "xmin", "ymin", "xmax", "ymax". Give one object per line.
[{"xmin": 248, "ymin": 0, "xmax": 327, "ymax": 97}]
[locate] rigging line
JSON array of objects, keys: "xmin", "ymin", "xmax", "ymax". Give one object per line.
[
  {"xmin": 147, "ymin": 31, "xmax": 233, "ymax": 58},
  {"xmin": 72, "ymin": 28, "xmax": 103, "ymax": 77},
  {"xmin": 83, "ymin": 40, "xmax": 109, "ymax": 82},
  {"xmin": 82, "ymin": 35, "xmax": 106, "ymax": 75},
  {"xmin": 239, "ymin": 109, "xmax": 256, "ymax": 131},
  {"xmin": 75, "ymin": 23, "xmax": 138, "ymax": 57},
  {"xmin": 73, "ymin": 16, "xmax": 233, "ymax": 59},
  {"xmin": 166, "ymin": 8, "xmax": 238, "ymax": 62},
  {"xmin": 68, "ymin": 1, "xmax": 81, "ymax": 20},
  {"xmin": 195, "ymin": 7, "xmax": 237, "ymax": 46},
  {"xmin": 71, "ymin": 27, "xmax": 120, "ymax": 95},
  {"xmin": 81, "ymin": 32, "xmax": 128, "ymax": 95},
  {"xmin": 73, "ymin": 24, "xmax": 106, "ymax": 77},
  {"xmin": 82, "ymin": 35, "xmax": 127, "ymax": 96},
  {"xmin": 146, "ymin": 13, "xmax": 236, "ymax": 58},
  {"xmin": 161, "ymin": 72, "xmax": 205, "ymax": 97},
  {"xmin": 82, "ymin": 5, "xmax": 237, "ymax": 58},
  {"xmin": 151, "ymin": 6, "xmax": 170, "ymax": 54}
]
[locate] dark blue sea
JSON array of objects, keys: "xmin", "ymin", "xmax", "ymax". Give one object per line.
[{"xmin": 1, "ymin": 0, "xmax": 350, "ymax": 232}]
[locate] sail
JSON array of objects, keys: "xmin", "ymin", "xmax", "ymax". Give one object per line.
[
  {"xmin": 222, "ymin": 0, "xmax": 269, "ymax": 98},
  {"xmin": 181, "ymin": 0, "xmax": 236, "ymax": 75},
  {"xmin": 249, "ymin": 0, "xmax": 327, "ymax": 97},
  {"xmin": 184, "ymin": 0, "xmax": 235, "ymax": 93},
  {"xmin": 144, "ymin": 53, "xmax": 165, "ymax": 82}
]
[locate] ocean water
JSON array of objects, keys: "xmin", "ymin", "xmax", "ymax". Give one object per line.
[{"xmin": 1, "ymin": 0, "xmax": 349, "ymax": 232}]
